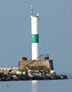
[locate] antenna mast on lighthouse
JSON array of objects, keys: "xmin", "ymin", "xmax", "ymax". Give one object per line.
[
  {"xmin": 30, "ymin": 5, "xmax": 39, "ymax": 60},
  {"xmin": 31, "ymin": 5, "xmax": 33, "ymax": 15}
]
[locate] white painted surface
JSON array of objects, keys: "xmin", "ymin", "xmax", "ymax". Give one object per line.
[
  {"xmin": 32, "ymin": 43, "xmax": 38, "ymax": 60},
  {"xmin": 31, "ymin": 16, "xmax": 38, "ymax": 34}
]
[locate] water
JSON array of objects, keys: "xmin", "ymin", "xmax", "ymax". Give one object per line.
[{"xmin": 0, "ymin": 79, "xmax": 71, "ymax": 92}]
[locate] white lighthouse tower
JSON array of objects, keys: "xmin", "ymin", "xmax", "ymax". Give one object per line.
[{"xmin": 30, "ymin": 5, "xmax": 39, "ymax": 60}]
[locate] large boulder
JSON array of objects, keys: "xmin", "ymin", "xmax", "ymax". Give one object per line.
[
  {"xmin": 16, "ymin": 71, "xmax": 22, "ymax": 75},
  {"xmin": 12, "ymin": 75, "xmax": 18, "ymax": 80}
]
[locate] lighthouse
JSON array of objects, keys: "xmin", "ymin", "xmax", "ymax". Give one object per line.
[
  {"xmin": 30, "ymin": 5, "xmax": 39, "ymax": 60},
  {"xmin": 18, "ymin": 5, "xmax": 54, "ymax": 71}
]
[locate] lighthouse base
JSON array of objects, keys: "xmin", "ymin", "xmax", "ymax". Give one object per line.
[{"xmin": 18, "ymin": 59, "xmax": 54, "ymax": 70}]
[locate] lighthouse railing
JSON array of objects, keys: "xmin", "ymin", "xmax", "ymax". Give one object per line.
[{"xmin": 24, "ymin": 54, "xmax": 49, "ymax": 68}]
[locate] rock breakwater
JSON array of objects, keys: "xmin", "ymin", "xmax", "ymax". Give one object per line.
[{"xmin": 0, "ymin": 67, "xmax": 67, "ymax": 81}]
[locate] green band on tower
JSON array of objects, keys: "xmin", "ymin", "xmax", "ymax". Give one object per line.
[{"xmin": 32, "ymin": 34, "xmax": 39, "ymax": 43}]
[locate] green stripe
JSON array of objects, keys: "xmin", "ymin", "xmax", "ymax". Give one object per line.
[{"xmin": 32, "ymin": 34, "xmax": 39, "ymax": 43}]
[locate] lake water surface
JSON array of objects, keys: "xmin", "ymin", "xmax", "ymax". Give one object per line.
[{"xmin": 1, "ymin": 78, "xmax": 71, "ymax": 92}]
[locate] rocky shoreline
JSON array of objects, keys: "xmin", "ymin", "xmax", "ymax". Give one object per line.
[{"xmin": 0, "ymin": 67, "xmax": 67, "ymax": 81}]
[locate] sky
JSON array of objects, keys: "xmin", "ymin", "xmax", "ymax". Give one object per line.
[{"xmin": 1, "ymin": 0, "xmax": 71, "ymax": 75}]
